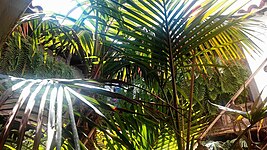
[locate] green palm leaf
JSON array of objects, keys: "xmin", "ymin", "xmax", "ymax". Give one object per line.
[{"xmin": 0, "ymin": 0, "xmax": 262, "ymax": 149}]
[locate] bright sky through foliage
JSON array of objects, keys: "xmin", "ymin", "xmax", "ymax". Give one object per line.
[
  {"xmin": 32, "ymin": 0, "xmax": 79, "ymax": 15},
  {"xmin": 32, "ymin": 0, "xmax": 261, "ymax": 18},
  {"xmin": 32, "ymin": 0, "xmax": 82, "ymax": 24}
]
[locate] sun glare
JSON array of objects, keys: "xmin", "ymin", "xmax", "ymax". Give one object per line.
[{"xmin": 32, "ymin": 0, "xmax": 82, "ymax": 22}]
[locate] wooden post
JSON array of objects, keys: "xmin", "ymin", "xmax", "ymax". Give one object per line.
[{"xmin": 0, "ymin": 0, "xmax": 32, "ymax": 48}]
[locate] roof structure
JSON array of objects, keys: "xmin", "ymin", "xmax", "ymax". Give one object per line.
[{"xmin": 238, "ymin": 0, "xmax": 267, "ymax": 14}]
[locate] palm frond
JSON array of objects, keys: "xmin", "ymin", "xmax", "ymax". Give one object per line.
[{"xmin": 0, "ymin": 75, "xmax": 107, "ymax": 149}]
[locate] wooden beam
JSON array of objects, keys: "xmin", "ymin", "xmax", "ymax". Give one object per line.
[
  {"xmin": 197, "ymin": 57, "xmax": 267, "ymax": 143},
  {"xmin": 0, "ymin": 0, "xmax": 32, "ymax": 47}
]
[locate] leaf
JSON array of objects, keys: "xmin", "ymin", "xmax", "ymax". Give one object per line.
[
  {"xmin": 66, "ymin": 86, "xmax": 105, "ymax": 117},
  {"xmin": 0, "ymin": 80, "xmax": 28, "ymax": 107},
  {"xmin": 33, "ymin": 80, "xmax": 52, "ymax": 149},
  {"xmin": 46, "ymin": 85, "xmax": 57, "ymax": 150},
  {"xmin": 208, "ymin": 101, "xmax": 247, "ymax": 116},
  {"xmin": 64, "ymin": 87, "xmax": 80, "ymax": 150},
  {"xmin": 56, "ymin": 86, "xmax": 64, "ymax": 150},
  {"xmin": 0, "ymin": 80, "xmax": 37, "ymax": 148},
  {"xmin": 17, "ymin": 80, "xmax": 47, "ymax": 149}
]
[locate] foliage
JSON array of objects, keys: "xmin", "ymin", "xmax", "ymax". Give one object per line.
[
  {"xmin": 203, "ymin": 138, "xmax": 248, "ymax": 150},
  {"xmin": 210, "ymin": 88, "xmax": 267, "ymax": 149},
  {"xmin": 0, "ymin": 33, "xmax": 74, "ymax": 78},
  {"xmin": 91, "ymin": 0, "xmax": 259, "ymax": 149},
  {"xmin": 181, "ymin": 62, "xmax": 250, "ymax": 116},
  {"xmin": 0, "ymin": 0, "xmax": 262, "ymax": 150},
  {"xmin": 0, "ymin": 74, "xmax": 153, "ymax": 149}
]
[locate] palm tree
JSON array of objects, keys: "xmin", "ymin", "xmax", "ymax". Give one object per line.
[
  {"xmin": 93, "ymin": 0, "xmax": 259, "ymax": 149},
  {"xmin": 0, "ymin": 0, "xmax": 261, "ymax": 149}
]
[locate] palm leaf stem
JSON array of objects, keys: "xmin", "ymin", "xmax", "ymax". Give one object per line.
[
  {"xmin": 186, "ymin": 54, "xmax": 195, "ymax": 150},
  {"xmin": 33, "ymin": 80, "xmax": 52, "ymax": 150},
  {"xmin": 230, "ymin": 124, "xmax": 253, "ymax": 149},
  {"xmin": 162, "ymin": 0, "xmax": 181, "ymax": 149},
  {"xmin": 64, "ymin": 87, "xmax": 80, "ymax": 150}
]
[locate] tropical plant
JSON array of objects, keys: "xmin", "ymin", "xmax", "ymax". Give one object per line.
[
  {"xmin": 91, "ymin": 0, "xmax": 260, "ymax": 149},
  {"xmin": 202, "ymin": 138, "xmax": 248, "ymax": 150},
  {"xmin": 210, "ymin": 87, "xmax": 267, "ymax": 149},
  {"xmin": 181, "ymin": 62, "xmax": 250, "ymax": 116},
  {"xmin": 0, "ymin": 0, "xmax": 262, "ymax": 149},
  {"xmin": 0, "ymin": 74, "xmax": 165, "ymax": 149},
  {"xmin": 0, "ymin": 32, "xmax": 75, "ymax": 78}
]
